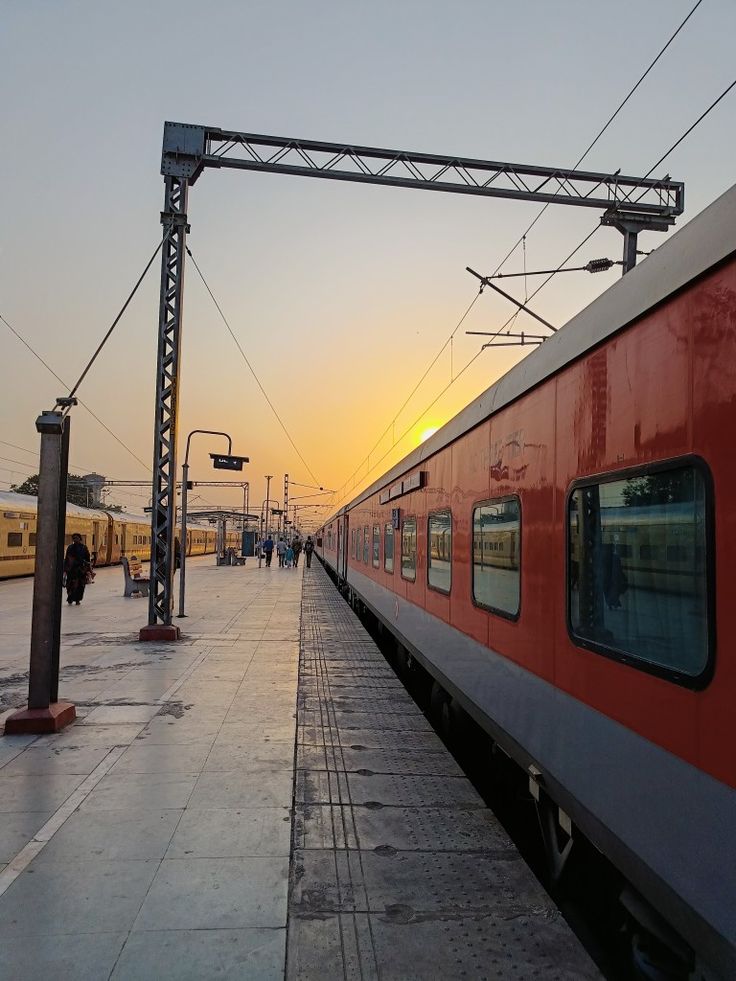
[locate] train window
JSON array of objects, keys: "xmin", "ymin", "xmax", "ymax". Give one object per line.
[
  {"xmin": 568, "ymin": 462, "xmax": 712, "ymax": 685},
  {"xmin": 29, "ymin": 533, "xmax": 37, "ymax": 546},
  {"xmin": 351, "ymin": 528, "xmax": 356, "ymax": 558},
  {"xmin": 363, "ymin": 527, "xmax": 369, "ymax": 564},
  {"xmin": 472, "ymin": 497, "xmax": 520, "ymax": 618},
  {"xmin": 372, "ymin": 526, "xmax": 380, "ymax": 568},
  {"xmin": 428, "ymin": 510, "xmax": 452, "ymax": 594},
  {"xmin": 7, "ymin": 532, "xmax": 22, "ymax": 547},
  {"xmin": 401, "ymin": 518, "xmax": 417, "ymax": 582},
  {"xmin": 384, "ymin": 524, "xmax": 394, "ymax": 573}
]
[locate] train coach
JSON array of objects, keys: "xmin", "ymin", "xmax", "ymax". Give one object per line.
[
  {"xmin": 317, "ymin": 184, "xmax": 736, "ymax": 978},
  {"xmin": 0, "ymin": 491, "xmax": 236, "ymax": 579}
]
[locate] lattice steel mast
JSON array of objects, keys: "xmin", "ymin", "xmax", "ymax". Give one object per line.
[{"xmin": 142, "ymin": 121, "xmax": 684, "ymax": 637}]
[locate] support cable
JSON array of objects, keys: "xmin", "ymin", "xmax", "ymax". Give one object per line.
[
  {"xmin": 185, "ymin": 247, "xmax": 321, "ymax": 486},
  {"xmin": 0, "ymin": 312, "xmax": 150, "ymax": 472},
  {"xmin": 66, "ymin": 235, "xmax": 167, "ymax": 401}
]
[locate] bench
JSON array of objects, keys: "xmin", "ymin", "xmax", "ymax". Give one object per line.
[
  {"xmin": 121, "ymin": 555, "xmax": 150, "ymax": 597},
  {"xmin": 225, "ymin": 548, "xmax": 246, "ymax": 566}
]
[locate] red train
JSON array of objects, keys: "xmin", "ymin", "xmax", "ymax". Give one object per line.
[{"xmin": 317, "ymin": 184, "xmax": 736, "ymax": 978}]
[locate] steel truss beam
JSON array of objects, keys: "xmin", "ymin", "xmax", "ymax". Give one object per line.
[
  {"xmin": 144, "ymin": 120, "xmax": 684, "ymax": 630},
  {"xmin": 161, "ymin": 122, "xmax": 684, "ymax": 219}
]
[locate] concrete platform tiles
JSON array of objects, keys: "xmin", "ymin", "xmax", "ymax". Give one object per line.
[
  {"xmin": 0, "ymin": 556, "xmax": 301, "ymax": 980},
  {"xmin": 0, "ymin": 556, "xmax": 598, "ymax": 979},
  {"xmin": 288, "ymin": 565, "xmax": 600, "ymax": 981}
]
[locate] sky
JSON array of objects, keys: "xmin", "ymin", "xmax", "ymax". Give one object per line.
[{"xmin": 1, "ymin": 0, "xmax": 734, "ymax": 530}]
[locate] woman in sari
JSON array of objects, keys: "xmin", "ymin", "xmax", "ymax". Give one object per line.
[{"xmin": 63, "ymin": 533, "xmax": 91, "ymax": 605}]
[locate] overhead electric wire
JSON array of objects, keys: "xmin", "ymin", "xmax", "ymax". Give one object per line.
[
  {"xmin": 489, "ymin": 0, "xmax": 706, "ymax": 277},
  {"xmin": 330, "ymin": 3, "xmax": 705, "ymax": 508},
  {"xmin": 0, "ymin": 439, "xmax": 98, "ymax": 475},
  {"xmin": 0, "ymin": 312, "xmax": 150, "ymax": 472},
  {"xmin": 332, "ymin": 55, "xmax": 730, "ymax": 511},
  {"xmin": 625, "ymin": 75, "xmax": 736, "ymax": 206},
  {"xmin": 185, "ymin": 247, "xmax": 321, "ymax": 486}
]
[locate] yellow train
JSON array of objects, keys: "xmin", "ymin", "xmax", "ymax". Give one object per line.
[{"xmin": 0, "ymin": 491, "xmax": 239, "ymax": 579}]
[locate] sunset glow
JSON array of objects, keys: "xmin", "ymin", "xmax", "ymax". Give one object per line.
[{"xmin": 419, "ymin": 427, "xmax": 439, "ymax": 444}]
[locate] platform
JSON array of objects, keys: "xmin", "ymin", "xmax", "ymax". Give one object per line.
[{"xmin": 0, "ymin": 557, "xmax": 598, "ymax": 979}]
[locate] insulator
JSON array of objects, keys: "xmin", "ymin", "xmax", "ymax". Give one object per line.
[{"xmin": 585, "ymin": 258, "xmax": 615, "ymax": 273}]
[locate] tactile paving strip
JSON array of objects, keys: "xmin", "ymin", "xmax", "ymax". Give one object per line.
[{"xmin": 286, "ymin": 563, "xmax": 600, "ymax": 980}]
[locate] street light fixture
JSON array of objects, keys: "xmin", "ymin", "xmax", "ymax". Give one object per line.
[{"xmin": 178, "ymin": 430, "xmax": 248, "ymax": 618}]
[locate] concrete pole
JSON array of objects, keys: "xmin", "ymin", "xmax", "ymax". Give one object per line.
[
  {"xmin": 6, "ymin": 410, "xmax": 76, "ymax": 734},
  {"xmin": 177, "ymin": 462, "xmax": 189, "ymax": 617}
]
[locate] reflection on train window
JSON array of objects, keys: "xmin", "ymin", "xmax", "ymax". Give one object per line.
[
  {"xmin": 428, "ymin": 510, "xmax": 452, "ymax": 593},
  {"xmin": 384, "ymin": 524, "xmax": 394, "ymax": 573},
  {"xmin": 351, "ymin": 528, "xmax": 356, "ymax": 559},
  {"xmin": 7, "ymin": 532, "xmax": 22, "ymax": 547},
  {"xmin": 372, "ymin": 526, "xmax": 380, "ymax": 568},
  {"xmin": 363, "ymin": 527, "xmax": 369, "ymax": 564},
  {"xmin": 472, "ymin": 498, "xmax": 520, "ymax": 617},
  {"xmin": 568, "ymin": 464, "xmax": 711, "ymax": 681},
  {"xmin": 401, "ymin": 518, "xmax": 417, "ymax": 582}
]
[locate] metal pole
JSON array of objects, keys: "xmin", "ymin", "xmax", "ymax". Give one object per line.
[
  {"xmin": 6, "ymin": 410, "xmax": 76, "ymax": 733},
  {"xmin": 177, "ymin": 461, "xmax": 189, "ymax": 617},
  {"xmin": 265, "ymin": 476, "xmax": 272, "ymax": 540},
  {"xmin": 142, "ymin": 174, "xmax": 189, "ymax": 641},
  {"xmin": 622, "ymin": 228, "xmax": 638, "ymax": 275}
]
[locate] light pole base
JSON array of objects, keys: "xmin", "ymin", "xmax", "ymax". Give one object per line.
[
  {"xmin": 5, "ymin": 701, "xmax": 76, "ymax": 735},
  {"xmin": 139, "ymin": 624, "xmax": 181, "ymax": 642}
]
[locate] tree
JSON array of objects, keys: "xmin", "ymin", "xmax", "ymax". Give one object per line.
[
  {"xmin": 621, "ymin": 470, "xmax": 695, "ymax": 508},
  {"xmin": 11, "ymin": 473, "xmax": 99, "ymax": 509}
]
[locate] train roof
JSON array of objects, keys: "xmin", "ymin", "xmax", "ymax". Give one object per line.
[
  {"xmin": 0, "ymin": 491, "xmax": 212, "ymax": 529},
  {"xmin": 334, "ymin": 181, "xmax": 736, "ymax": 519}
]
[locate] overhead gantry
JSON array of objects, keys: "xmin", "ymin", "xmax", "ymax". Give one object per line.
[{"xmin": 142, "ymin": 121, "xmax": 684, "ymax": 638}]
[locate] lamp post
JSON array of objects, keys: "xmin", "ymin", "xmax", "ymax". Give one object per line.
[
  {"xmin": 178, "ymin": 430, "xmax": 248, "ymax": 618},
  {"xmin": 259, "ymin": 476, "xmax": 272, "ymax": 568}
]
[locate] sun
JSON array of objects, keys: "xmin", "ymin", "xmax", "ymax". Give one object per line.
[{"xmin": 419, "ymin": 427, "xmax": 439, "ymax": 444}]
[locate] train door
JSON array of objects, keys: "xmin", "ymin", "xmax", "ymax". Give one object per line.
[{"xmin": 338, "ymin": 514, "xmax": 348, "ymax": 583}]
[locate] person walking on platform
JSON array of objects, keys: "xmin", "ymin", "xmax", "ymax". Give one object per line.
[
  {"xmin": 304, "ymin": 536, "xmax": 314, "ymax": 569},
  {"xmin": 63, "ymin": 533, "xmax": 91, "ymax": 605},
  {"xmin": 276, "ymin": 537, "xmax": 287, "ymax": 568},
  {"xmin": 292, "ymin": 538, "xmax": 302, "ymax": 568},
  {"xmin": 263, "ymin": 536, "xmax": 274, "ymax": 567},
  {"xmin": 285, "ymin": 543, "xmax": 294, "ymax": 568}
]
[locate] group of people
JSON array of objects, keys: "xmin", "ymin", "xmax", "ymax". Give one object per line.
[
  {"xmin": 61, "ymin": 528, "xmax": 316, "ymax": 608},
  {"xmin": 261, "ymin": 535, "xmax": 315, "ymax": 569}
]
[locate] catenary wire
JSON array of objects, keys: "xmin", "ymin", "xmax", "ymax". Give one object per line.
[
  {"xmin": 488, "ymin": 0, "xmax": 706, "ymax": 277},
  {"xmin": 0, "ymin": 312, "xmax": 150, "ymax": 472},
  {"xmin": 330, "ymin": 2, "xmax": 704, "ymax": 504},
  {"xmin": 185, "ymin": 247, "xmax": 321, "ymax": 486},
  {"xmin": 333, "ymin": 68, "xmax": 735, "ymax": 510}
]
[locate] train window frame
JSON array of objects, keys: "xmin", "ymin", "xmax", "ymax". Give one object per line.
[
  {"xmin": 372, "ymin": 525, "xmax": 380, "ymax": 568},
  {"xmin": 363, "ymin": 527, "xmax": 369, "ymax": 564},
  {"xmin": 400, "ymin": 516, "xmax": 417, "ymax": 582},
  {"xmin": 384, "ymin": 523, "xmax": 394, "ymax": 574},
  {"xmin": 427, "ymin": 508, "xmax": 452, "ymax": 595},
  {"xmin": 7, "ymin": 532, "xmax": 22, "ymax": 548},
  {"xmin": 471, "ymin": 495, "xmax": 521, "ymax": 621},
  {"xmin": 565, "ymin": 455, "xmax": 715, "ymax": 691}
]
